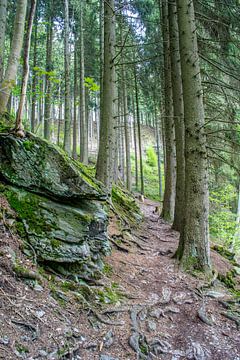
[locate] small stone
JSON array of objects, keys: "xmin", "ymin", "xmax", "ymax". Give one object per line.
[
  {"xmin": 147, "ymin": 320, "xmax": 157, "ymax": 332},
  {"xmin": 99, "ymin": 355, "xmax": 119, "ymax": 360},
  {"xmin": 34, "ymin": 284, "xmax": 43, "ymax": 292},
  {"xmin": 103, "ymin": 330, "xmax": 114, "ymax": 348},
  {"xmin": 36, "ymin": 310, "xmax": 45, "ymax": 318},
  {"xmin": 0, "ymin": 336, "xmax": 10, "ymax": 345},
  {"xmin": 39, "ymin": 349, "xmax": 48, "ymax": 357},
  {"xmin": 149, "ymin": 308, "xmax": 165, "ymax": 319}
]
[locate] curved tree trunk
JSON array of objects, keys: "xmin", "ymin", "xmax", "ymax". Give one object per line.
[
  {"xmin": 0, "ymin": 0, "xmax": 27, "ymax": 115},
  {"xmin": 15, "ymin": 0, "xmax": 37, "ymax": 133},
  {"xmin": 0, "ymin": 0, "xmax": 7, "ymax": 82}
]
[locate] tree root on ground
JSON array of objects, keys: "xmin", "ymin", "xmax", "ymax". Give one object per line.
[{"xmin": 221, "ymin": 312, "xmax": 240, "ymax": 330}]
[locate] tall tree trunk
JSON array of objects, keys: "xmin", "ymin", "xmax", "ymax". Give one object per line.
[
  {"xmin": 154, "ymin": 103, "xmax": 163, "ymax": 200},
  {"xmin": 161, "ymin": 0, "xmax": 176, "ymax": 222},
  {"xmin": 0, "ymin": 0, "xmax": 27, "ymax": 114},
  {"xmin": 79, "ymin": 1, "xmax": 88, "ymax": 164},
  {"xmin": 0, "ymin": 0, "xmax": 7, "ymax": 82},
  {"xmin": 169, "ymin": 0, "xmax": 185, "ymax": 232},
  {"xmin": 31, "ymin": 16, "xmax": 38, "ymax": 133},
  {"xmin": 134, "ymin": 65, "xmax": 144, "ymax": 195},
  {"xmin": 72, "ymin": 36, "xmax": 78, "ymax": 159},
  {"xmin": 44, "ymin": 0, "xmax": 53, "ymax": 140},
  {"xmin": 63, "ymin": 0, "xmax": 71, "ymax": 154},
  {"xmin": 132, "ymin": 94, "xmax": 138, "ymax": 189},
  {"xmin": 96, "ymin": 0, "xmax": 116, "ymax": 192},
  {"xmin": 15, "ymin": 0, "xmax": 37, "ymax": 133},
  {"xmin": 176, "ymin": 0, "xmax": 211, "ymax": 271},
  {"xmin": 122, "ymin": 65, "xmax": 131, "ymax": 191}
]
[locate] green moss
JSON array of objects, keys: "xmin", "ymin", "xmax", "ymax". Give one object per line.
[
  {"xmin": 23, "ymin": 139, "xmax": 34, "ymax": 151},
  {"xmin": 103, "ymin": 263, "xmax": 113, "ymax": 275},
  {"xmin": 97, "ymin": 283, "xmax": 122, "ymax": 304},
  {"xmin": 112, "ymin": 185, "xmax": 142, "ymax": 225},
  {"xmin": 218, "ymin": 270, "xmax": 237, "ymax": 289},
  {"xmin": 5, "ymin": 187, "xmax": 56, "ymax": 236},
  {"xmin": 15, "ymin": 343, "xmax": 29, "ymax": 354},
  {"xmin": 50, "ymin": 239, "xmax": 62, "ymax": 249},
  {"xmin": 0, "ymin": 182, "xmax": 5, "ymax": 192}
]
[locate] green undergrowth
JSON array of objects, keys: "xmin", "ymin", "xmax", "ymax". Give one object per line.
[
  {"xmin": 131, "ymin": 146, "xmax": 164, "ymax": 201},
  {"xmin": 112, "ymin": 184, "xmax": 142, "ymax": 225}
]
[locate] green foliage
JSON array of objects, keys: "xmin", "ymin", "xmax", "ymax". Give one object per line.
[
  {"xmin": 146, "ymin": 146, "xmax": 157, "ymax": 167},
  {"xmin": 84, "ymin": 77, "xmax": 100, "ymax": 92},
  {"xmin": 209, "ymin": 184, "xmax": 237, "ymax": 250},
  {"xmin": 96, "ymin": 283, "xmax": 122, "ymax": 305}
]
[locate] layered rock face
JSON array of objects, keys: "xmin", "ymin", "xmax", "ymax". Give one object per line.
[{"xmin": 0, "ymin": 133, "xmax": 110, "ymax": 276}]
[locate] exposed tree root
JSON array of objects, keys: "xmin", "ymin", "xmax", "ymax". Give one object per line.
[{"xmin": 221, "ymin": 312, "xmax": 240, "ymax": 330}]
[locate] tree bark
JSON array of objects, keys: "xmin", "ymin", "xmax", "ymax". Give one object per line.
[
  {"xmin": 44, "ymin": 0, "xmax": 53, "ymax": 140},
  {"xmin": 72, "ymin": 36, "xmax": 78, "ymax": 159},
  {"xmin": 0, "ymin": 0, "xmax": 7, "ymax": 82},
  {"xmin": 176, "ymin": 0, "xmax": 211, "ymax": 271},
  {"xmin": 79, "ymin": 1, "xmax": 88, "ymax": 164},
  {"xmin": 0, "ymin": 0, "xmax": 27, "ymax": 114},
  {"xmin": 31, "ymin": 16, "xmax": 38, "ymax": 133},
  {"xmin": 161, "ymin": 0, "xmax": 176, "ymax": 222},
  {"xmin": 15, "ymin": 0, "xmax": 37, "ymax": 133},
  {"xmin": 95, "ymin": 0, "xmax": 116, "ymax": 192},
  {"xmin": 134, "ymin": 65, "xmax": 144, "ymax": 195},
  {"xmin": 63, "ymin": 0, "xmax": 71, "ymax": 154},
  {"xmin": 169, "ymin": 0, "xmax": 185, "ymax": 232},
  {"xmin": 132, "ymin": 94, "xmax": 138, "ymax": 190}
]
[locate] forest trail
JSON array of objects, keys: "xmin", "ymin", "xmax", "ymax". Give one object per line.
[
  {"xmin": 91, "ymin": 199, "xmax": 240, "ymax": 360},
  {"xmin": 0, "ymin": 198, "xmax": 239, "ymax": 360}
]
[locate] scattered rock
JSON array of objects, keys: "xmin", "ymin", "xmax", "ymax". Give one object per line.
[
  {"xmin": 0, "ymin": 336, "xmax": 10, "ymax": 345},
  {"xmin": 100, "ymin": 355, "xmax": 119, "ymax": 360},
  {"xmin": 103, "ymin": 330, "xmax": 114, "ymax": 348},
  {"xmin": 149, "ymin": 308, "xmax": 165, "ymax": 319},
  {"xmin": 147, "ymin": 320, "xmax": 157, "ymax": 332}
]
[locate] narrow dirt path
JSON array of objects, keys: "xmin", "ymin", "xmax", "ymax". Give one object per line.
[{"xmin": 82, "ymin": 199, "xmax": 240, "ymax": 360}]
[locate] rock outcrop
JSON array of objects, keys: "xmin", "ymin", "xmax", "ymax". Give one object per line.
[{"xmin": 0, "ymin": 133, "xmax": 110, "ymax": 277}]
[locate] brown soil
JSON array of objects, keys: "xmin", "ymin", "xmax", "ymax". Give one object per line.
[{"xmin": 0, "ymin": 198, "xmax": 240, "ymax": 360}]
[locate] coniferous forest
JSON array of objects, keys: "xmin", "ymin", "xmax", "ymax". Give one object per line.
[{"xmin": 0, "ymin": 1, "xmax": 240, "ymax": 359}]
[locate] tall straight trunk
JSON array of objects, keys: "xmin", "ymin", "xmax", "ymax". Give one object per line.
[
  {"xmin": 176, "ymin": 0, "xmax": 211, "ymax": 271},
  {"xmin": 134, "ymin": 65, "xmax": 144, "ymax": 195},
  {"xmin": 132, "ymin": 94, "xmax": 138, "ymax": 189},
  {"xmin": 31, "ymin": 17, "xmax": 38, "ymax": 133},
  {"xmin": 57, "ymin": 85, "xmax": 62, "ymax": 146},
  {"xmin": 0, "ymin": 0, "xmax": 7, "ymax": 81},
  {"xmin": 232, "ymin": 183, "xmax": 240, "ymax": 251},
  {"xmin": 72, "ymin": 37, "xmax": 78, "ymax": 159},
  {"xmin": 96, "ymin": 0, "xmax": 116, "ymax": 192},
  {"xmin": 63, "ymin": 0, "xmax": 71, "ymax": 154},
  {"xmin": 169, "ymin": 0, "xmax": 185, "ymax": 232},
  {"xmin": 44, "ymin": 0, "xmax": 53, "ymax": 140},
  {"xmin": 79, "ymin": 1, "xmax": 88, "ymax": 164},
  {"xmin": 122, "ymin": 66, "xmax": 131, "ymax": 191},
  {"xmin": 15, "ymin": 0, "xmax": 37, "ymax": 132},
  {"xmin": 0, "ymin": 0, "xmax": 27, "ymax": 114},
  {"xmin": 161, "ymin": 0, "xmax": 176, "ymax": 221},
  {"xmin": 154, "ymin": 103, "xmax": 163, "ymax": 200}
]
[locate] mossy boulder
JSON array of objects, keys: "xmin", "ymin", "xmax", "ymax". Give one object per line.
[
  {"xmin": 0, "ymin": 133, "xmax": 107, "ymax": 201},
  {"xmin": 4, "ymin": 186, "xmax": 109, "ymax": 272},
  {"xmin": 0, "ymin": 133, "xmax": 110, "ymax": 277}
]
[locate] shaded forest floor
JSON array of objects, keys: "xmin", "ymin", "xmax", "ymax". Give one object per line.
[{"xmin": 0, "ymin": 198, "xmax": 240, "ymax": 359}]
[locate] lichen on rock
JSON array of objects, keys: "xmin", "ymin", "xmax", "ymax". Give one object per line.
[
  {"xmin": 0, "ymin": 132, "xmax": 107, "ymax": 201},
  {"xmin": 0, "ymin": 133, "xmax": 110, "ymax": 277}
]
